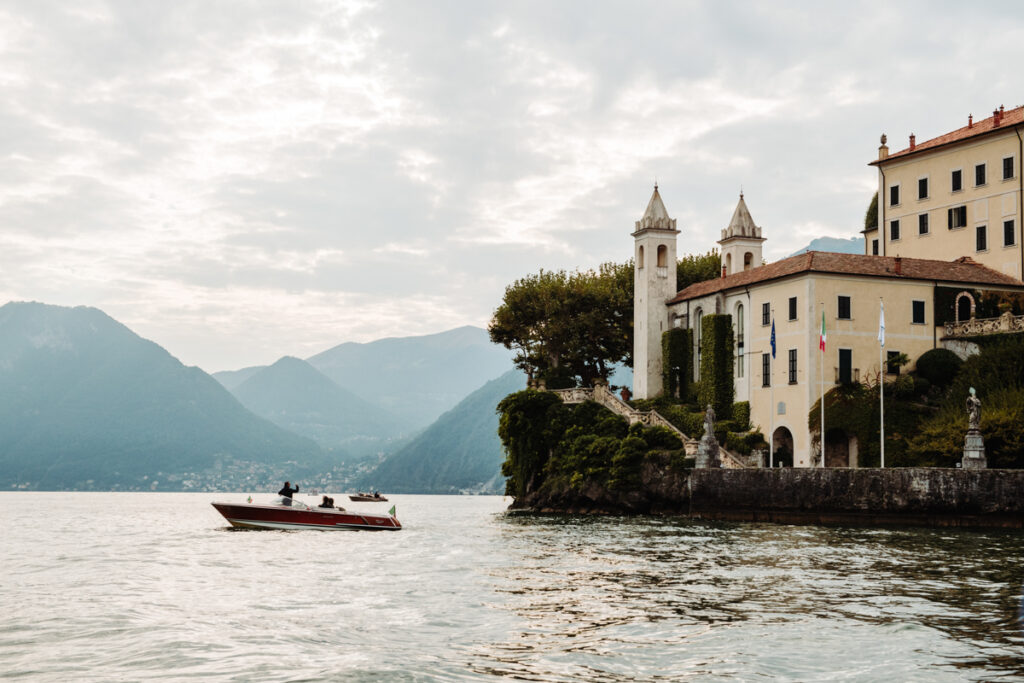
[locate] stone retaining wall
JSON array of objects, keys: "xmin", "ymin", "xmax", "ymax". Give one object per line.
[{"xmin": 512, "ymin": 462, "xmax": 1024, "ymax": 528}]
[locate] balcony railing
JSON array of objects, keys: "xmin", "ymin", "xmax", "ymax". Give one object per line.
[{"xmin": 943, "ymin": 311, "xmax": 1024, "ymax": 338}]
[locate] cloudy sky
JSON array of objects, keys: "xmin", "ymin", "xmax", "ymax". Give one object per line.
[{"xmin": 2, "ymin": 1, "xmax": 1023, "ymax": 371}]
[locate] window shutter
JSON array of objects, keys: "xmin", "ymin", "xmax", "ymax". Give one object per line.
[{"xmin": 948, "ymin": 208, "xmax": 953, "ymax": 230}]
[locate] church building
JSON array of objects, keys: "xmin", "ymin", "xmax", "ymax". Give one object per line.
[{"xmin": 632, "ymin": 182, "xmax": 1024, "ymax": 467}]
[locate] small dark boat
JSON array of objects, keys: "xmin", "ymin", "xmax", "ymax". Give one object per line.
[
  {"xmin": 212, "ymin": 496, "xmax": 400, "ymax": 531},
  {"xmin": 349, "ymin": 492, "xmax": 388, "ymax": 502}
]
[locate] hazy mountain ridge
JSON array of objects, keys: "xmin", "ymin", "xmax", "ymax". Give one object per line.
[
  {"xmin": 306, "ymin": 325, "xmax": 515, "ymax": 430},
  {"xmin": 229, "ymin": 356, "xmax": 411, "ymax": 459},
  {"xmin": 788, "ymin": 236, "xmax": 863, "ymax": 257},
  {"xmin": 0, "ymin": 302, "xmax": 328, "ymax": 490},
  {"xmin": 363, "ymin": 369, "xmax": 525, "ymax": 494}
]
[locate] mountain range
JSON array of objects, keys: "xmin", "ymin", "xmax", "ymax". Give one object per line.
[
  {"xmin": 0, "ymin": 301, "xmax": 518, "ymax": 492},
  {"xmin": 0, "ymin": 302, "xmax": 327, "ymax": 490}
]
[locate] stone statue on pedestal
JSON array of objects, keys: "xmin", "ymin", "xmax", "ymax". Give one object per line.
[
  {"xmin": 962, "ymin": 387, "xmax": 987, "ymax": 470},
  {"xmin": 696, "ymin": 404, "xmax": 721, "ymax": 469}
]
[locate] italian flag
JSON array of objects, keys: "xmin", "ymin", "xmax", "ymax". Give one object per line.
[{"xmin": 819, "ymin": 311, "xmax": 827, "ymax": 351}]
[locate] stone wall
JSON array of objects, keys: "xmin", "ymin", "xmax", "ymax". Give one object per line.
[{"xmin": 511, "ymin": 461, "xmax": 1024, "ymax": 528}]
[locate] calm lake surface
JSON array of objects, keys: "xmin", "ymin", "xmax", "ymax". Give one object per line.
[{"xmin": 2, "ymin": 492, "xmax": 1023, "ymax": 681}]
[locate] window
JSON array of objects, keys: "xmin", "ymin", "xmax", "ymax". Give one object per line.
[
  {"xmin": 837, "ymin": 295, "xmax": 851, "ymax": 320},
  {"xmin": 948, "ymin": 205, "xmax": 967, "ymax": 229},
  {"xmin": 656, "ymin": 244, "xmax": 667, "ymax": 268},
  {"xmin": 889, "ymin": 184, "xmax": 900, "ymax": 206},
  {"xmin": 952, "ymin": 169, "xmax": 962, "ymax": 192},
  {"xmin": 912, "ymin": 300, "xmax": 925, "ymax": 325},
  {"xmin": 918, "ymin": 177, "xmax": 928, "ymax": 199},
  {"xmin": 736, "ymin": 304, "xmax": 744, "ymax": 379},
  {"xmin": 871, "ymin": 239, "xmax": 879, "ymax": 255},
  {"xmin": 695, "ymin": 309, "xmax": 703, "ymax": 380},
  {"xmin": 762, "ymin": 302, "xmax": 770, "ymax": 326},
  {"xmin": 976, "ymin": 163, "xmax": 986, "ymax": 186},
  {"xmin": 637, "ymin": 246, "xmax": 644, "ymax": 269},
  {"xmin": 976, "ymin": 224, "xmax": 987, "ymax": 252},
  {"xmin": 1004, "ymin": 156, "xmax": 1015, "ymax": 180},
  {"xmin": 762, "ymin": 353, "xmax": 771, "ymax": 388},
  {"xmin": 788, "ymin": 296, "xmax": 797, "ymax": 321},
  {"xmin": 890, "ymin": 219, "xmax": 900, "ymax": 241},
  {"xmin": 1005, "ymin": 219, "xmax": 1016, "ymax": 247},
  {"xmin": 788, "ymin": 349, "xmax": 797, "ymax": 384},
  {"xmin": 918, "ymin": 213, "xmax": 929, "ymax": 235},
  {"xmin": 838, "ymin": 349, "xmax": 852, "ymax": 385},
  {"xmin": 887, "ymin": 350, "xmax": 902, "ymax": 376}
]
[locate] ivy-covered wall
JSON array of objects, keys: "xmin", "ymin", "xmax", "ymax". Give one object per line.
[
  {"xmin": 661, "ymin": 327, "xmax": 692, "ymax": 400},
  {"xmin": 697, "ymin": 313, "xmax": 735, "ymax": 419}
]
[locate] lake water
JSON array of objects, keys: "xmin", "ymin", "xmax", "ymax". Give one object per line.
[{"xmin": 2, "ymin": 492, "xmax": 1023, "ymax": 681}]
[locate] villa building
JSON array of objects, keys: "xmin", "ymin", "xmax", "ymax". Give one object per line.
[
  {"xmin": 865, "ymin": 105, "xmax": 1024, "ymax": 280},
  {"xmin": 632, "ymin": 182, "xmax": 1024, "ymax": 467}
]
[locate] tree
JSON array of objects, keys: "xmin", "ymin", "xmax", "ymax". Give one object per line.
[
  {"xmin": 489, "ymin": 262, "xmax": 632, "ymax": 386},
  {"xmin": 865, "ymin": 193, "xmax": 878, "ymax": 231},
  {"xmin": 678, "ymin": 251, "xmax": 721, "ymax": 290}
]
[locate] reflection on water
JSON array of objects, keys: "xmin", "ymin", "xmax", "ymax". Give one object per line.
[
  {"xmin": 479, "ymin": 514, "xmax": 1024, "ymax": 681},
  {"xmin": 1, "ymin": 494, "xmax": 1022, "ymax": 681}
]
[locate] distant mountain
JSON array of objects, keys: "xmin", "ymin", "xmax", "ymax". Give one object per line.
[
  {"xmin": 362, "ymin": 369, "xmax": 526, "ymax": 494},
  {"xmin": 307, "ymin": 325, "xmax": 515, "ymax": 430},
  {"xmin": 229, "ymin": 356, "xmax": 412, "ymax": 458},
  {"xmin": 0, "ymin": 302, "xmax": 328, "ymax": 490},
  {"xmin": 789, "ymin": 236, "xmax": 863, "ymax": 257},
  {"xmin": 212, "ymin": 365, "xmax": 265, "ymax": 391}
]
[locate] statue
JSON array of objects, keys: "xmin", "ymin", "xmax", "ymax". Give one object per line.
[
  {"xmin": 966, "ymin": 387, "xmax": 981, "ymax": 431},
  {"xmin": 962, "ymin": 387, "xmax": 987, "ymax": 469},
  {"xmin": 703, "ymin": 404, "xmax": 716, "ymax": 437}
]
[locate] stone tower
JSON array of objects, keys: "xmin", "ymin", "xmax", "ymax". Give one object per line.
[
  {"xmin": 718, "ymin": 193, "xmax": 765, "ymax": 275},
  {"xmin": 632, "ymin": 184, "xmax": 679, "ymax": 399}
]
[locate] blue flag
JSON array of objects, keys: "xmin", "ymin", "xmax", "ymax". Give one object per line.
[{"xmin": 770, "ymin": 319, "xmax": 776, "ymax": 359}]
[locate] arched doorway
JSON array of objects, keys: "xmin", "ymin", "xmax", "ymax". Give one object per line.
[
  {"xmin": 771, "ymin": 426, "xmax": 794, "ymax": 467},
  {"xmin": 824, "ymin": 428, "xmax": 857, "ymax": 467}
]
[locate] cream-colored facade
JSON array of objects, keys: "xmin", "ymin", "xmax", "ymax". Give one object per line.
[
  {"xmin": 634, "ymin": 188, "xmax": 1024, "ymax": 467},
  {"xmin": 866, "ymin": 106, "xmax": 1024, "ymax": 281}
]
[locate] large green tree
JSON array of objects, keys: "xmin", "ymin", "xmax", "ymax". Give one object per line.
[{"xmin": 489, "ymin": 252, "xmax": 719, "ymax": 388}]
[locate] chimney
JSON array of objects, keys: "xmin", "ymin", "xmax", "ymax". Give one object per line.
[
  {"xmin": 909, "ymin": 133, "xmax": 916, "ymax": 150},
  {"xmin": 878, "ymin": 133, "xmax": 889, "ymax": 161},
  {"xmin": 721, "ymin": 265, "xmax": 727, "ymax": 278},
  {"xmin": 894, "ymin": 256, "xmax": 902, "ymax": 275},
  {"xmin": 968, "ymin": 113, "xmax": 973, "ymax": 128},
  {"xmin": 994, "ymin": 108, "xmax": 1002, "ymax": 127}
]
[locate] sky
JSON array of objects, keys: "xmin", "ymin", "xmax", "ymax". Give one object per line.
[{"xmin": 2, "ymin": 1, "xmax": 1024, "ymax": 372}]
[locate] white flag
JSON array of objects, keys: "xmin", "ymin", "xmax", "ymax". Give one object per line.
[{"xmin": 878, "ymin": 301, "xmax": 885, "ymax": 347}]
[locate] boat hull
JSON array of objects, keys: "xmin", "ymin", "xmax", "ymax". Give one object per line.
[{"xmin": 211, "ymin": 502, "xmax": 401, "ymax": 531}]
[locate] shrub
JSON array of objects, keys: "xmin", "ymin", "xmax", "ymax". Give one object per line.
[
  {"xmin": 914, "ymin": 348, "xmax": 963, "ymax": 388},
  {"xmin": 661, "ymin": 327, "xmax": 692, "ymax": 400},
  {"xmin": 732, "ymin": 401, "xmax": 751, "ymax": 430}
]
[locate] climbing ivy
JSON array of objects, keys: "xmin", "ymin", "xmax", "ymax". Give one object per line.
[
  {"xmin": 661, "ymin": 327, "xmax": 692, "ymax": 400},
  {"xmin": 697, "ymin": 314, "xmax": 735, "ymax": 419}
]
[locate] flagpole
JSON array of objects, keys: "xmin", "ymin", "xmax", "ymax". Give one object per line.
[
  {"xmin": 879, "ymin": 298, "xmax": 885, "ymax": 469},
  {"xmin": 770, "ymin": 310, "xmax": 775, "ymax": 469},
  {"xmin": 820, "ymin": 303, "xmax": 825, "ymax": 468}
]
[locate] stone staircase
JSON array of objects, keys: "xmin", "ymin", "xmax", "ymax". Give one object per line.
[{"xmin": 549, "ymin": 384, "xmax": 749, "ymax": 469}]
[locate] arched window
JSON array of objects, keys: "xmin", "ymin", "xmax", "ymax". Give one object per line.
[
  {"xmin": 744, "ymin": 252, "xmax": 753, "ymax": 270},
  {"xmin": 725, "ymin": 253, "xmax": 732, "ymax": 275},
  {"xmin": 638, "ymin": 245, "xmax": 645, "ymax": 269},
  {"xmin": 657, "ymin": 245, "xmax": 668, "ymax": 268},
  {"xmin": 735, "ymin": 303, "xmax": 744, "ymax": 378}
]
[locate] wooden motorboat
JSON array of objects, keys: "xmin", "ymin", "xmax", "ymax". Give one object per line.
[
  {"xmin": 211, "ymin": 496, "xmax": 400, "ymax": 531},
  {"xmin": 349, "ymin": 492, "xmax": 389, "ymax": 502}
]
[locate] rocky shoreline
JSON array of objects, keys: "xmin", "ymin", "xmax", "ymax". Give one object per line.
[{"xmin": 509, "ymin": 456, "xmax": 1024, "ymax": 528}]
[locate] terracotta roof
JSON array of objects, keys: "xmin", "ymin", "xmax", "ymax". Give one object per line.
[
  {"xmin": 871, "ymin": 106, "xmax": 1024, "ymax": 165},
  {"xmin": 668, "ymin": 251, "xmax": 1024, "ymax": 303}
]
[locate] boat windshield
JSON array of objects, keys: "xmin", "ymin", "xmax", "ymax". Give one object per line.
[{"xmin": 271, "ymin": 496, "xmax": 311, "ymax": 510}]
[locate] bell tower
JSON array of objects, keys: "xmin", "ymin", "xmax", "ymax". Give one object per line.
[
  {"xmin": 632, "ymin": 184, "xmax": 679, "ymax": 399},
  {"xmin": 718, "ymin": 192, "xmax": 765, "ymax": 275}
]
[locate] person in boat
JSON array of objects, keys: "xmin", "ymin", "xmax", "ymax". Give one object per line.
[
  {"xmin": 319, "ymin": 495, "xmax": 334, "ymax": 509},
  {"xmin": 278, "ymin": 481, "xmax": 299, "ymax": 506}
]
